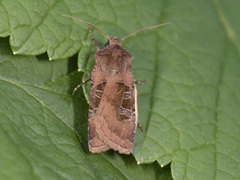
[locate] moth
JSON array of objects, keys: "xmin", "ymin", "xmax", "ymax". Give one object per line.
[{"xmin": 63, "ymin": 15, "xmax": 169, "ymax": 154}]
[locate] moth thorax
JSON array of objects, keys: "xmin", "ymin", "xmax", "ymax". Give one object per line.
[
  {"xmin": 110, "ymin": 69, "xmax": 119, "ymax": 75},
  {"xmin": 109, "ymin": 37, "xmax": 121, "ymax": 45}
]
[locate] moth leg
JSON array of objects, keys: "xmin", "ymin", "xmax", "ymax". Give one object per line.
[
  {"xmin": 138, "ymin": 123, "xmax": 144, "ymax": 132},
  {"xmin": 135, "ymin": 79, "xmax": 146, "ymax": 85},
  {"xmin": 89, "ymin": 26, "xmax": 101, "ymax": 50},
  {"xmin": 72, "ymin": 74, "xmax": 91, "ymax": 95}
]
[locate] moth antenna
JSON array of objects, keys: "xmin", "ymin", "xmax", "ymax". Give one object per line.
[
  {"xmin": 62, "ymin": 15, "xmax": 110, "ymax": 40},
  {"xmin": 121, "ymin": 22, "xmax": 171, "ymax": 41}
]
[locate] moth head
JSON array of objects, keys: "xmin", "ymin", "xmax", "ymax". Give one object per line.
[{"xmin": 105, "ymin": 37, "xmax": 121, "ymax": 46}]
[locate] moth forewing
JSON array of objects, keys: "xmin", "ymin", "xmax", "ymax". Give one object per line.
[{"xmin": 89, "ymin": 44, "xmax": 136, "ymax": 154}]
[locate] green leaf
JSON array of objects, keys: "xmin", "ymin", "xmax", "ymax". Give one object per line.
[
  {"xmin": 1, "ymin": 0, "xmax": 240, "ymax": 179},
  {"xmin": 0, "ymin": 38, "xmax": 171, "ymax": 179}
]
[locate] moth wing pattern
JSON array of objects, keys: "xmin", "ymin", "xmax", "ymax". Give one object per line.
[
  {"xmin": 88, "ymin": 76, "xmax": 110, "ymax": 152},
  {"xmin": 94, "ymin": 79, "xmax": 137, "ymax": 154},
  {"xmin": 88, "ymin": 120, "xmax": 110, "ymax": 152}
]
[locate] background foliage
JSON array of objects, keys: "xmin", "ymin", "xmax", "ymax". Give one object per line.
[{"xmin": 0, "ymin": 0, "xmax": 240, "ymax": 179}]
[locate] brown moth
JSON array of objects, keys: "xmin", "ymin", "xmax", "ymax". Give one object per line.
[{"xmin": 63, "ymin": 15, "xmax": 170, "ymax": 154}]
